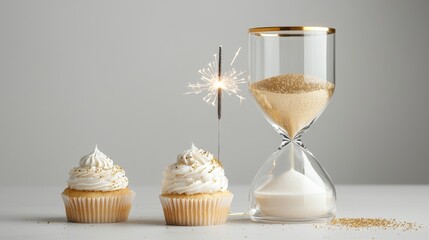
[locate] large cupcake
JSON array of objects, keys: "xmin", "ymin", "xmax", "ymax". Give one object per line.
[
  {"xmin": 159, "ymin": 144, "xmax": 233, "ymax": 226},
  {"xmin": 61, "ymin": 146, "xmax": 135, "ymax": 223}
]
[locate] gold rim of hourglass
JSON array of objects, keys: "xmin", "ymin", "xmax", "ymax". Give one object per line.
[{"xmin": 249, "ymin": 26, "xmax": 335, "ymax": 36}]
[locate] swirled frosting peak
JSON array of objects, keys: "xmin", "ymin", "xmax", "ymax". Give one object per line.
[
  {"xmin": 67, "ymin": 145, "xmax": 128, "ymax": 191},
  {"xmin": 79, "ymin": 145, "xmax": 113, "ymax": 169},
  {"xmin": 162, "ymin": 144, "xmax": 228, "ymax": 195}
]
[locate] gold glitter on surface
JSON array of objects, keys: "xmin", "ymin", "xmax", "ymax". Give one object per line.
[{"xmin": 314, "ymin": 218, "xmax": 424, "ymax": 231}]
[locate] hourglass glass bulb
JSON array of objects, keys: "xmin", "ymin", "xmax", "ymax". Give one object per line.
[{"xmin": 250, "ymin": 74, "xmax": 334, "ymax": 139}]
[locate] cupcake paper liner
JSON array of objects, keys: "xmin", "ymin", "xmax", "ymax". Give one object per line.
[
  {"xmin": 61, "ymin": 190, "xmax": 135, "ymax": 223},
  {"xmin": 159, "ymin": 193, "xmax": 233, "ymax": 226}
]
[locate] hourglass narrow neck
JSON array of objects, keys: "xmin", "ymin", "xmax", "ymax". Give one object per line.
[{"xmin": 279, "ymin": 133, "xmax": 303, "ymax": 150}]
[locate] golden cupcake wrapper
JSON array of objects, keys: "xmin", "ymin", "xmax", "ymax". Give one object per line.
[
  {"xmin": 61, "ymin": 190, "xmax": 135, "ymax": 223},
  {"xmin": 159, "ymin": 193, "xmax": 233, "ymax": 226}
]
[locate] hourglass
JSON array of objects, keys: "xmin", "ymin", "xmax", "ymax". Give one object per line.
[{"xmin": 248, "ymin": 26, "xmax": 336, "ymax": 223}]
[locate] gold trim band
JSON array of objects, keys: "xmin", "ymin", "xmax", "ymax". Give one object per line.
[{"xmin": 249, "ymin": 26, "xmax": 335, "ymax": 34}]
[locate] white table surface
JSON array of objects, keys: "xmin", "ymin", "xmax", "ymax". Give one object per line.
[{"xmin": 0, "ymin": 185, "xmax": 428, "ymax": 240}]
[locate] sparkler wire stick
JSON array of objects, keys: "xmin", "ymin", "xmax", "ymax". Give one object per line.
[
  {"xmin": 217, "ymin": 46, "xmax": 222, "ymax": 159},
  {"xmin": 217, "ymin": 46, "xmax": 222, "ymax": 120}
]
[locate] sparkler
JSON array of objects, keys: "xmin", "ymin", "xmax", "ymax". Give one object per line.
[
  {"xmin": 186, "ymin": 46, "xmax": 246, "ymax": 159},
  {"xmin": 186, "ymin": 46, "xmax": 246, "ymax": 111}
]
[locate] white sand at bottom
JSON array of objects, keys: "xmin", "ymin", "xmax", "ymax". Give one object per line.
[{"xmin": 255, "ymin": 169, "xmax": 330, "ymax": 218}]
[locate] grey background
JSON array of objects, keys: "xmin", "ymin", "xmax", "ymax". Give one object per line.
[{"xmin": 0, "ymin": 0, "xmax": 428, "ymax": 187}]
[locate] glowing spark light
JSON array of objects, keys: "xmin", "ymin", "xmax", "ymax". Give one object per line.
[{"xmin": 186, "ymin": 47, "xmax": 246, "ymax": 106}]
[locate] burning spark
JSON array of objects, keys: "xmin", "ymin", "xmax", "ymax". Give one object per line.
[
  {"xmin": 230, "ymin": 47, "xmax": 241, "ymax": 66},
  {"xmin": 186, "ymin": 48, "xmax": 246, "ymax": 106}
]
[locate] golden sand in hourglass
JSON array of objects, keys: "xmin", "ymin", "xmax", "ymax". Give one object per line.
[{"xmin": 250, "ymin": 74, "xmax": 335, "ymax": 138}]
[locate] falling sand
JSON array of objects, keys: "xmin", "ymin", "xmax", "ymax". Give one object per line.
[{"xmin": 250, "ymin": 74, "xmax": 335, "ymax": 138}]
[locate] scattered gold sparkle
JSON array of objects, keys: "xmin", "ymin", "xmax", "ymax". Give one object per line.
[{"xmin": 314, "ymin": 218, "xmax": 424, "ymax": 231}]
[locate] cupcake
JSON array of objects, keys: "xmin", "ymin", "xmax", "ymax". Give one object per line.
[
  {"xmin": 61, "ymin": 146, "xmax": 135, "ymax": 223},
  {"xmin": 159, "ymin": 144, "xmax": 233, "ymax": 226}
]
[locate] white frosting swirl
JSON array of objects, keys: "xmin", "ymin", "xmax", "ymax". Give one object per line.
[
  {"xmin": 68, "ymin": 146, "xmax": 129, "ymax": 191},
  {"xmin": 79, "ymin": 146, "xmax": 113, "ymax": 168},
  {"xmin": 162, "ymin": 144, "xmax": 228, "ymax": 195}
]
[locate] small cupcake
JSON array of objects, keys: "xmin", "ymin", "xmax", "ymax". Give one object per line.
[
  {"xmin": 159, "ymin": 144, "xmax": 233, "ymax": 226},
  {"xmin": 61, "ymin": 146, "xmax": 135, "ymax": 223}
]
